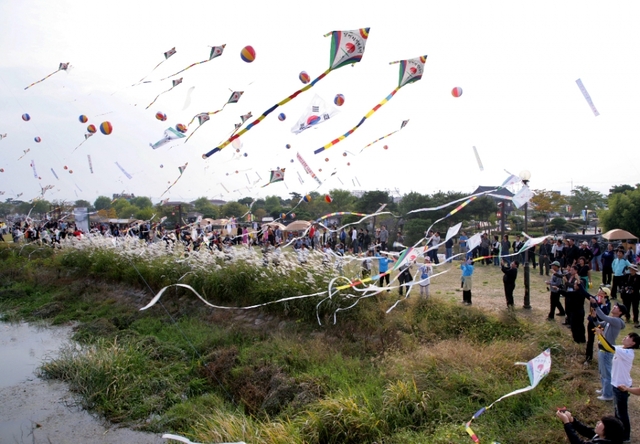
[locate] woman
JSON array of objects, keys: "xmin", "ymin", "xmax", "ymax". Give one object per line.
[
  {"xmin": 623, "ymin": 264, "xmax": 640, "ymax": 327},
  {"xmin": 577, "ymin": 256, "xmax": 592, "ymax": 289},
  {"xmin": 553, "ymin": 239, "xmax": 565, "ymax": 267},
  {"xmin": 565, "ymin": 265, "xmax": 586, "ymax": 343},
  {"xmin": 501, "ymin": 260, "xmax": 518, "ymax": 308},
  {"xmin": 556, "ymin": 409, "xmax": 624, "ymax": 444},
  {"xmin": 602, "ymin": 244, "xmax": 615, "ymax": 286}
]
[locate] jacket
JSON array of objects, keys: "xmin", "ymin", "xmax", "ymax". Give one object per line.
[{"xmin": 563, "ymin": 419, "xmax": 619, "ymax": 444}]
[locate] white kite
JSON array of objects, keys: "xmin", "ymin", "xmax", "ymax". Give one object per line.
[{"xmin": 291, "ymin": 94, "xmax": 339, "ymax": 134}]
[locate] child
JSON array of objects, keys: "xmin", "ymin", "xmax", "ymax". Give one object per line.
[
  {"xmin": 417, "ymin": 257, "xmax": 433, "ymax": 297},
  {"xmin": 461, "ymin": 259, "xmax": 474, "ymax": 305}
]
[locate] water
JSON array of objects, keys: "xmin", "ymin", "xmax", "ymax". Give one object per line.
[{"xmin": 0, "ymin": 321, "xmax": 167, "ymax": 443}]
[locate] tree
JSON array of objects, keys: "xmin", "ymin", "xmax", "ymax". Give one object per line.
[
  {"xmin": 530, "ymin": 189, "xmax": 566, "ymax": 234},
  {"xmin": 355, "ymin": 191, "xmax": 393, "ymax": 214},
  {"xmin": 568, "ymin": 186, "xmax": 606, "ymax": 213},
  {"xmin": 327, "ymin": 189, "xmax": 356, "ymax": 211},
  {"xmin": 609, "ymin": 184, "xmax": 636, "ymax": 195},
  {"xmin": 221, "ymin": 202, "xmax": 249, "ymax": 218},
  {"xmin": 264, "ymin": 196, "xmax": 283, "ymax": 215},
  {"xmin": 130, "ymin": 196, "xmax": 153, "ymax": 209},
  {"xmin": 237, "ymin": 197, "xmax": 254, "ymax": 207},
  {"xmin": 94, "ymin": 196, "xmax": 112, "ymax": 211},
  {"xmin": 74, "ymin": 199, "xmax": 93, "ymax": 210},
  {"xmin": 600, "ymin": 189, "xmax": 640, "ymax": 236},
  {"xmin": 192, "ymin": 197, "xmax": 219, "ymax": 219}
]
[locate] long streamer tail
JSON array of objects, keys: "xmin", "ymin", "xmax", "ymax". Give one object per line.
[
  {"xmin": 359, "ymin": 119, "xmax": 408, "ymax": 153},
  {"xmin": 24, "ymin": 69, "xmax": 61, "ymax": 90},
  {"xmin": 314, "ymin": 87, "xmax": 400, "ymax": 154},
  {"xmin": 202, "ymin": 68, "xmax": 332, "ymax": 158},
  {"xmin": 161, "ymin": 60, "xmax": 206, "ymax": 81},
  {"xmin": 146, "ymin": 85, "xmax": 175, "ymax": 109}
]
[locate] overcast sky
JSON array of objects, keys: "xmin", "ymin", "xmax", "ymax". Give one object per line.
[{"xmin": 1, "ymin": 1, "xmax": 638, "ymax": 204}]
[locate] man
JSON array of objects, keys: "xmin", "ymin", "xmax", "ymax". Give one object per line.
[
  {"xmin": 591, "ymin": 237, "xmax": 603, "ymax": 272},
  {"xmin": 565, "ymin": 238, "xmax": 580, "ymax": 267},
  {"xmin": 459, "ymin": 231, "xmax": 468, "ymax": 259},
  {"xmin": 501, "ymin": 235, "xmax": 511, "ymax": 265},
  {"xmin": 501, "ymin": 260, "xmax": 518, "ymax": 308},
  {"xmin": 623, "ymin": 264, "xmax": 640, "ymax": 326},
  {"xmin": 480, "ymin": 233, "xmax": 491, "ymax": 265},
  {"xmin": 579, "ymin": 283, "xmax": 627, "ymax": 402},
  {"xmin": 546, "ymin": 261, "xmax": 566, "ymax": 320},
  {"xmin": 445, "ymin": 236, "xmax": 454, "ymax": 263},
  {"xmin": 379, "ymin": 225, "xmax": 389, "ymax": 251},
  {"xmin": 612, "ymin": 248, "xmax": 631, "ymax": 300},
  {"xmin": 539, "ymin": 237, "xmax": 553, "ymax": 276},
  {"xmin": 579, "ymin": 241, "xmax": 594, "ymax": 265},
  {"xmin": 513, "ymin": 235, "xmax": 525, "ymax": 264}
]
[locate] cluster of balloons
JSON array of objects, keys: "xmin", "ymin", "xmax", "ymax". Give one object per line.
[{"xmin": 240, "ymin": 46, "xmax": 255, "ymax": 63}]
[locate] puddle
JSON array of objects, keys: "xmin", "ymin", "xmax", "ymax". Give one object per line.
[{"xmin": 0, "ymin": 321, "xmax": 168, "ymax": 443}]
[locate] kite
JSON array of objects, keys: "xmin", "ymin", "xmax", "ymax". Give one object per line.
[
  {"xmin": 0, "ymin": 134, "xmax": 6, "ymax": 140},
  {"xmin": 291, "ymin": 94, "xmax": 339, "ymax": 134},
  {"xmin": 575, "ymin": 78, "xmax": 600, "ymax": 116},
  {"xmin": 360, "ymin": 119, "xmax": 409, "ymax": 153},
  {"xmin": 465, "ymin": 349, "xmax": 551, "ymax": 443},
  {"xmin": 132, "ymin": 47, "xmax": 176, "ymax": 86},
  {"xmin": 202, "ymin": 28, "xmax": 370, "ymax": 158},
  {"xmin": 185, "ymin": 91, "xmax": 244, "ymax": 142},
  {"xmin": 150, "ymin": 127, "xmax": 186, "ymax": 149},
  {"xmin": 261, "ymin": 168, "xmax": 285, "ymax": 187},
  {"xmin": 296, "ymin": 152, "xmax": 322, "ymax": 186},
  {"xmin": 24, "ymin": 63, "xmax": 70, "ymax": 90},
  {"xmin": 51, "ymin": 168, "xmax": 59, "ymax": 180},
  {"xmin": 452, "ymin": 87, "xmax": 463, "ymax": 97},
  {"xmin": 71, "ymin": 133, "xmax": 93, "ymax": 153},
  {"xmin": 324, "ymin": 194, "xmax": 332, "ymax": 203},
  {"xmin": 161, "ymin": 45, "xmax": 225, "ymax": 80},
  {"xmin": 511, "ymin": 184, "xmax": 534, "ymax": 209},
  {"xmin": 31, "ymin": 160, "xmax": 38, "ymax": 178},
  {"xmin": 87, "ymin": 155, "xmax": 94, "ymax": 174},
  {"xmin": 240, "ymin": 46, "xmax": 256, "ymax": 63},
  {"xmin": 160, "ymin": 163, "xmax": 188, "ymax": 197},
  {"xmin": 473, "ymin": 146, "xmax": 484, "ymax": 171},
  {"xmin": 314, "ymin": 55, "xmax": 427, "ymax": 154},
  {"xmin": 18, "ymin": 149, "xmax": 30, "ymax": 160},
  {"xmin": 115, "ymin": 162, "xmax": 133, "ymax": 179},
  {"xmin": 334, "ymin": 94, "xmax": 345, "ymax": 106},
  {"xmin": 146, "ymin": 78, "xmax": 183, "ymax": 109}
]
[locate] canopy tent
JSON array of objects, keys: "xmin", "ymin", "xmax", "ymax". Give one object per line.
[
  {"xmin": 284, "ymin": 220, "xmax": 312, "ymax": 232},
  {"xmin": 601, "ymin": 229, "xmax": 638, "ymax": 241},
  {"xmin": 262, "ymin": 221, "xmax": 286, "ymax": 231}
]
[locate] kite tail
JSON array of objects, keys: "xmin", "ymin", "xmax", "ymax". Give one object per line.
[
  {"xmin": 184, "ymin": 124, "xmax": 206, "ymax": 143},
  {"xmin": 314, "ymin": 87, "xmax": 401, "ymax": 154},
  {"xmin": 202, "ymin": 68, "xmax": 332, "ymax": 158},
  {"xmin": 161, "ymin": 60, "xmax": 205, "ymax": 81},
  {"xmin": 359, "ymin": 121, "xmax": 408, "ymax": 153},
  {"xmin": 71, "ymin": 137, "xmax": 91, "ymax": 153},
  {"xmin": 24, "ymin": 69, "xmax": 61, "ymax": 90},
  {"xmin": 160, "ymin": 174, "xmax": 184, "ymax": 197},
  {"xmin": 132, "ymin": 59, "xmax": 170, "ymax": 86},
  {"xmin": 146, "ymin": 85, "xmax": 175, "ymax": 109}
]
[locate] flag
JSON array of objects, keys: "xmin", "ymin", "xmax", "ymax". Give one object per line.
[{"xmin": 291, "ymin": 94, "xmax": 339, "ymax": 134}]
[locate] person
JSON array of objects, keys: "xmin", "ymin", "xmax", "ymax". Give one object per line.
[
  {"xmin": 584, "ymin": 287, "xmax": 611, "ymax": 366},
  {"xmin": 596, "ymin": 331, "xmax": 640, "ymax": 442},
  {"xmin": 362, "ymin": 250, "xmax": 372, "ymax": 279},
  {"xmin": 565, "ymin": 265, "xmax": 586, "ymax": 343},
  {"xmin": 546, "ymin": 261, "xmax": 566, "ymax": 320},
  {"xmin": 417, "ymin": 257, "xmax": 433, "ymax": 298},
  {"xmin": 491, "ymin": 235, "xmax": 500, "ymax": 266},
  {"xmin": 396, "ymin": 231, "xmax": 405, "ymax": 252},
  {"xmin": 459, "ymin": 231, "xmax": 468, "ymax": 259},
  {"xmin": 513, "ymin": 234, "xmax": 524, "ymax": 264},
  {"xmin": 461, "ymin": 258, "xmax": 474, "ymax": 305},
  {"xmin": 580, "ymin": 241, "xmax": 594, "ymax": 267},
  {"xmin": 501, "ymin": 260, "xmax": 518, "ymax": 308},
  {"xmin": 351, "ymin": 227, "xmax": 358, "ymax": 254},
  {"xmin": 553, "ymin": 239, "xmax": 565, "ymax": 267},
  {"xmin": 612, "ymin": 249, "xmax": 631, "ymax": 300},
  {"xmin": 565, "ymin": 238, "xmax": 580, "ymax": 268},
  {"xmin": 445, "ymin": 236, "xmax": 454, "ymax": 263},
  {"xmin": 622, "ymin": 264, "xmax": 640, "ymax": 326},
  {"xmin": 430, "ymin": 231, "xmax": 441, "ymax": 264},
  {"xmin": 480, "ymin": 233, "xmax": 491, "ymax": 265},
  {"xmin": 592, "ymin": 237, "xmax": 603, "ymax": 272},
  {"xmin": 501, "ymin": 235, "xmax": 511, "ymax": 265},
  {"xmin": 397, "ymin": 261, "xmax": 413, "ymax": 296},
  {"xmin": 376, "ymin": 252, "xmax": 393, "ymax": 291},
  {"xmin": 556, "ymin": 409, "xmax": 625, "ymax": 444},
  {"xmin": 577, "ymin": 256, "xmax": 592, "ymax": 289},
  {"xmin": 539, "ymin": 237, "xmax": 553, "ymax": 276},
  {"xmin": 379, "ymin": 225, "xmax": 388, "ymax": 251},
  {"xmin": 602, "ymin": 244, "xmax": 615, "ymax": 286},
  {"xmin": 624, "ymin": 245, "xmax": 636, "ymax": 264}
]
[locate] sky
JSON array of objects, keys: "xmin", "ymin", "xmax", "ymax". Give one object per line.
[{"xmin": 1, "ymin": 1, "xmax": 639, "ymax": 205}]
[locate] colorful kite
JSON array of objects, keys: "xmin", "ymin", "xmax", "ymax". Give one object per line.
[
  {"xmin": 185, "ymin": 91, "xmax": 244, "ymax": 142},
  {"xmin": 575, "ymin": 78, "xmax": 600, "ymax": 116},
  {"xmin": 146, "ymin": 78, "xmax": 183, "ymax": 109},
  {"xmin": 465, "ymin": 349, "xmax": 551, "ymax": 443},
  {"xmin": 24, "ymin": 63, "xmax": 70, "ymax": 90},
  {"xmin": 150, "ymin": 127, "xmax": 186, "ymax": 149},
  {"xmin": 160, "ymin": 163, "xmax": 188, "ymax": 197},
  {"xmin": 291, "ymin": 94, "xmax": 339, "ymax": 134},
  {"xmin": 132, "ymin": 47, "xmax": 176, "ymax": 86},
  {"xmin": 161, "ymin": 45, "xmax": 225, "ymax": 80},
  {"xmin": 115, "ymin": 162, "xmax": 133, "ymax": 179},
  {"xmin": 202, "ymin": 28, "xmax": 370, "ymax": 158},
  {"xmin": 296, "ymin": 152, "xmax": 322, "ymax": 186},
  {"xmin": 315, "ymin": 55, "xmax": 426, "ymax": 155},
  {"xmin": 360, "ymin": 119, "xmax": 409, "ymax": 153},
  {"xmin": 261, "ymin": 168, "xmax": 285, "ymax": 187}
]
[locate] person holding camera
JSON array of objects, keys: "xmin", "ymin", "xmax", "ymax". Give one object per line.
[
  {"xmin": 556, "ymin": 409, "xmax": 624, "ymax": 444},
  {"xmin": 546, "ymin": 261, "xmax": 566, "ymax": 321},
  {"xmin": 622, "ymin": 264, "xmax": 639, "ymax": 327}
]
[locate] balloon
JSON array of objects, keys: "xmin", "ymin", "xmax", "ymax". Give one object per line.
[
  {"xmin": 285, "ymin": 144, "xmax": 291, "ymax": 149},
  {"xmin": 87, "ymin": 124, "xmax": 97, "ymax": 134},
  {"xmin": 451, "ymin": 87, "xmax": 463, "ymax": 98},
  {"xmin": 232, "ymin": 138, "xmax": 243, "ymax": 150},
  {"xmin": 325, "ymin": 158, "xmax": 329, "ymax": 162},
  {"xmin": 64, "ymin": 165, "xmax": 68, "ymax": 170},
  {"xmin": 69, "ymin": 170, "xmax": 73, "ymax": 174},
  {"xmin": 78, "ymin": 115, "xmax": 88, "ymax": 123},
  {"xmin": 22, "ymin": 114, "xmax": 30, "ymax": 121},
  {"xmin": 100, "ymin": 121, "xmax": 113, "ymax": 135},
  {"xmin": 34, "ymin": 137, "xmax": 41, "ymax": 143},
  {"xmin": 334, "ymin": 94, "xmax": 345, "ymax": 106},
  {"xmin": 290, "ymin": 159, "xmax": 294, "ymax": 163},
  {"xmin": 160, "ymin": 164, "xmax": 164, "ymax": 168},
  {"xmin": 243, "ymin": 153, "xmax": 248, "ymax": 157},
  {"xmin": 278, "ymin": 113, "xmax": 286, "ymax": 121},
  {"xmin": 280, "ymin": 213, "xmax": 286, "ymax": 219},
  {"xmin": 155, "ymin": 111, "xmax": 167, "ymax": 121},
  {"xmin": 343, "ymin": 152, "xmax": 347, "ymax": 157},
  {"xmin": 176, "ymin": 123, "xmax": 187, "ymax": 133},
  {"xmin": 347, "ymin": 162, "xmax": 351, "ymax": 166},
  {"xmin": 299, "ymin": 71, "xmax": 310, "ymax": 84},
  {"xmin": 324, "ymin": 195, "xmax": 333, "ymax": 203},
  {"xmin": 290, "ymin": 213, "xmax": 296, "ymax": 219},
  {"xmin": 303, "ymin": 194, "xmax": 312, "ymax": 202},
  {"xmin": 236, "ymin": 148, "xmax": 240, "ymax": 153},
  {"xmin": 0, "ymin": 168, "xmax": 4, "ymax": 173},
  {"xmin": 240, "ymin": 46, "xmax": 256, "ymax": 63},
  {"xmin": 318, "ymin": 168, "xmax": 322, "ymax": 172},
  {"xmin": 383, "ymin": 145, "xmax": 388, "ymax": 150},
  {"xmin": 235, "ymin": 170, "xmax": 238, "ymax": 174}
]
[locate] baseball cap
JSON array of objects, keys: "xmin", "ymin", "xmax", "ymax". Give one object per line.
[
  {"xmin": 551, "ymin": 261, "xmax": 561, "ymax": 267},
  {"xmin": 599, "ymin": 286, "xmax": 611, "ymax": 297}
]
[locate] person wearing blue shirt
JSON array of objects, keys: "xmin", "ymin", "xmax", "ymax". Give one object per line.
[
  {"xmin": 459, "ymin": 232, "xmax": 468, "ymax": 260},
  {"xmin": 460, "ymin": 259, "xmax": 474, "ymax": 305},
  {"xmin": 376, "ymin": 252, "xmax": 394, "ymax": 291},
  {"xmin": 612, "ymin": 249, "xmax": 631, "ymax": 300}
]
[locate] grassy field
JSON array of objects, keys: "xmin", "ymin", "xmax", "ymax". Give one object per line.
[{"xmin": 1, "ymin": 241, "xmax": 640, "ymax": 443}]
